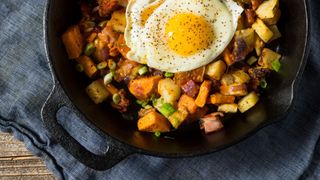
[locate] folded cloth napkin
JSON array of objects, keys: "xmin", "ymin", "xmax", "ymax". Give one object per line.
[{"xmin": 0, "ymin": 0, "xmax": 319, "ymax": 179}]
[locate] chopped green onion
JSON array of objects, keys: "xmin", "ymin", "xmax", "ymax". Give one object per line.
[
  {"xmin": 164, "ymin": 72, "xmax": 174, "ymax": 78},
  {"xmin": 103, "ymin": 72, "xmax": 114, "ymax": 85},
  {"xmin": 144, "ymin": 105, "xmax": 153, "ymax": 109},
  {"xmin": 260, "ymin": 79, "xmax": 267, "ymax": 89},
  {"xmin": 97, "ymin": 62, "xmax": 108, "ymax": 70},
  {"xmin": 108, "ymin": 59, "xmax": 117, "ymax": 70},
  {"xmin": 154, "ymin": 131, "xmax": 161, "ymax": 137},
  {"xmin": 98, "ymin": 20, "xmax": 108, "ymax": 27},
  {"xmin": 247, "ymin": 56, "xmax": 258, "ymax": 65},
  {"xmin": 75, "ymin": 64, "xmax": 84, "ymax": 72},
  {"xmin": 84, "ymin": 27, "xmax": 94, "ymax": 33},
  {"xmin": 138, "ymin": 66, "xmax": 148, "ymax": 75},
  {"xmin": 84, "ymin": 43, "xmax": 96, "ymax": 56},
  {"xmin": 112, "ymin": 93, "xmax": 121, "ymax": 104},
  {"xmin": 159, "ymin": 103, "xmax": 176, "ymax": 117},
  {"xmin": 136, "ymin": 100, "xmax": 149, "ymax": 108},
  {"xmin": 271, "ymin": 59, "xmax": 281, "ymax": 72}
]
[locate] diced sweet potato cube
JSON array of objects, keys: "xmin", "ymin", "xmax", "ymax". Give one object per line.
[
  {"xmin": 62, "ymin": 25, "xmax": 84, "ymax": 59},
  {"xmin": 129, "ymin": 76, "xmax": 162, "ymax": 100},
  {"xmin": 195, "ymin": 80, "xmax": 212, "ymax": 107},
  {"xmin": 77, "ymin": 56, "xmax": 98, "ymax": 78},
  {"xmin": 137, "ymin": 111, "xmax": 171, "ymax": 132},
  {"xmin": 86, "ymin": 80, "xmax": 110, "ymax": 104},
  {"xmin": 178, "ymin": 94, "xmax": 198, "ymax": 114},
  {"xmin": 209, "ymin": 93, "xmax": 235, "ymax": 105}
]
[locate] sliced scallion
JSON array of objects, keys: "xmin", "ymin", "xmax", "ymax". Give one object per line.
[
  {"xmin": 108, "ymin": 59, "xmax": 117, "ymax": 70},
  {"xmin": 260, "ymin": 79, "xmax": 267, "ymax": 89},
  {"xmin": 112, "ymin": 93, "xmax": 121, "ymax": 104},
  {"xmin": 75, "ymin": 64, "xmax": 84, "ymax": 72},
  {"xmin": 154, "ymin": 131, "xmax": 161, "ymax": 137},
  {"xmin": 159, "ymin": 103, "xmax": 176, "ymax": 117},
  {"xmin": 164, "ymin": 72, "xmax": 174, "ymax": 78},
  {"xmin": 84, "ymin": 43, "xmax": 96, "ymax": 56},
  {"xmin": 136, "ymin": 100, "xmax": 149, "ymax": 108},
  {"xmin": 271, "ymin": 59, "xmax": 281, "ymax": 72},
  {"xmin": 103, "ymin": 72, "xmax": 114, "ymax": 85},
  {"xmin": 138, "ymin": 66, "xmax": 148, "ymax": 75},
  {"xmin": 97, "ymin": 62, "xmax": 108, "ymax": 70}
]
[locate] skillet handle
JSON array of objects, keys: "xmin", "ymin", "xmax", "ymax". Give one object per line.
[{"xmin": 41, "ymin": 82, "xmax": 133, "ymax": 171}]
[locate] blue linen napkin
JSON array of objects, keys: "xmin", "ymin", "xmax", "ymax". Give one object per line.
[{"xmin": 0, "ymin": 0, "xmax": 319, "ymax": 179}]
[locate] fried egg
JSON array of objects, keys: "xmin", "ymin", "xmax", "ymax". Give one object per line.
[{"xmin": 125, "ymin": 0, "xmax": 243, "ymax": 72}]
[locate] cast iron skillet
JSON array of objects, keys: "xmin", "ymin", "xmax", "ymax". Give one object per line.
[{"xmin": 42, "ymin": 0, "xmax": 310, "ymax": 170}]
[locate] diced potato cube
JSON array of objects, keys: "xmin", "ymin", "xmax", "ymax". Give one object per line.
[
  {"xmin": 258, "ymin": 48, "xmax": 281, "ymax": 69},
  {"xmin": 220, "ymin": 84, "xmax": 248, "ymax": 96},
  {"xmin": 178, "ymin": 94, "xmax": 197, "ymax": 114},
  {"xmin": 268, "ymin": 25, "xmax": 282, "ymax": 42},
  {"xmin": 168, "ymin": 107, "xmax": 189, "ymax": 129},
  {"xmin": 221, "ymin": 74, "xmax": 235, "ymax": 86},
  {"xmin": 232, "ymin": 70, "xmax": 251, "ymax": 84},
  {"xmin": 137, "ymin": 111, "xmax": 171, "ymax": 132},
  {"xmin": 205, "ymin": 60, "xmax": 226, "ymax": 80},
  {"xmin": 107, "ymin": 9, "xmax": 126, "ymax": 32},
  {"xmin": 263, "ymin": 9, "xmax": 281, "ymax": 25},
  {"xmin": 129, "ymin": 76, "xmax": 162, "ymax": 100},
  {"xmin": 77, "ymin": 56, "xmax": 98, "ymax": 78},
  {"xmin": 255, "ymin": 0, "xmax": 279, "ymax": 19},
  {"xmin": 62, "ymin": 25, "xmax": 84, "ymax": 59},
  {"xmin": 238, "ymin": 92, "xmax": 259, "ymax": 113},
  {"xmin": 209, "ymin": 93, "xmax": 235, "ymax": 105},
  {"xmin": 195, "ymin": 80, "xmax": 212, "ymax": 107},
  {"xmin": 86, "ymin": 80, "xmax": 110, "ymax": 104},
  {"xmin": 218, "ymin": 104, "xmax": 238, "ymax": 113},
  {"xmin": 158, "ymin": 78, "xmax": 181, "ymax": 104},
  {"xmin": 252, "ymin": 18, "xmax": 274, "ymax": 43}
]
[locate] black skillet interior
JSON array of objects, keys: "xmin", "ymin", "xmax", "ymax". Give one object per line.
[{"xmin": 44, "ymin": 0, "xmax": 309, "ymax": 157}]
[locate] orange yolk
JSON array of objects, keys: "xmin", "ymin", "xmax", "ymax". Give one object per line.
[{"xmin": 165, "ymin": 13, "xmax": 214, "ymax": 57}]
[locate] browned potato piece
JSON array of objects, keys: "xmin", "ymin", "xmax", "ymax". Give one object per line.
[
  {"xmin": 255, "ymin": 0, "xmax": 279, "ymax": 19},
  {"xmin": 178, "ymin": 94, "xmax": 198, "ymax": 114},
  {"xmin": 238, "ymin": 92, "xmax": 259, "ymax": 113},
  {"xmin": 128, "ymin": 76, "xmax": 162, "ymax": 100},
  {"xmin": 258, "ymin": 48, "xmax": 282, "ymax": 70},
  {"xmin": 205, "ymin": 60, "xmax": 226, "ymax": 80},
  {"xmin": 62, "ymin": 25, "xmax": 84, "ymax": 59},
  {"xmin": 263, "ymin": 9, "xmax": 281, "ymax": 25},
  {"xmin": 268, "ymin": 25, "xmax": 282, "ymax": 42},
  {"xmin": 217, "ymin": 104, "xmax": 238, "ymax": 113},
  {"xmin": 252, "ymin": 18, "xmax": 274, "ymax": 43},
  {"xmin": 107, "ymin": 9, "xmax": 126, "ymax": 33},
  {"xmin": 77, "ymin": 56, "xmax": 98, "ymax": 78},
  {"xmin": 209, "ymin": 93, "xmax": 235, "ymax": 105},
  {"xmin": 86, "ymin": 80, "xmax": 110, "ymax": 104},
  {"xmin": 195, "ymin": 80, "xmax": 212, "ymax": 107},
  {"xmin": 137, "ymin": 111, "xmax": 171, "ymax": 132},
  {"xmin": 232, "ymin": 70, "xmax": 251, "ymax": 84},
  {"xmin": 255, "ymin": 36, "xmax": 265, "ymax": 56},
  {"xmin": 220, "ymin": 84, "xmax": 248, "ymax": 96}
]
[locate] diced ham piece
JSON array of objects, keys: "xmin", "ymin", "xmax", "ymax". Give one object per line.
[{"xmin": 200, "ymin": 112, "xmax": 224, "ymax": 134}]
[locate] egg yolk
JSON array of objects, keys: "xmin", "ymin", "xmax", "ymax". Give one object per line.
[
  {"xmin": 140, "ymin": 1, "xmax": 163, "ymax": 26},
  {"xmin": 165, "ymin": 13, "xmax": 214, "ymax": 57}
]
